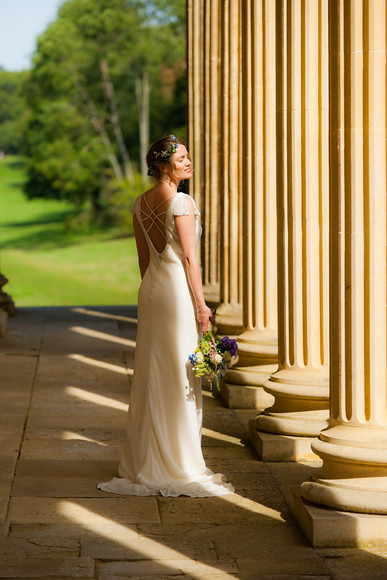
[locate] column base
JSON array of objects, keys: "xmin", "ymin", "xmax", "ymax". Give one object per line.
[
  {"xmin": 215, "ymin": 303, "xmax": 243, "ymax": 335},
  {"xmin": 0, "ymin": 273, "xmax": 16, "ymax": 316},
  {"xmin": 203, "ymin": 283, "xmax": 220, "ymax": 309},
  {"xmin": 220, "ymin": 363, "xmax": 277, "ymax": 409},
  {"xmin": 255, "ymin": 409, "xmax": 329, "ymax": 437},
  {"xmin": 290, "ymin": 488, "xmax": 387, "ymax": 547},
  {"xmin": 0, "ymin": 309, "xmax": 8, "ymax": 338},
  {"xmin": 300, "ymin": 434, "xmax": 387, "ymax": 514},
  {"xmin": 256, "ymin": 373, "xmax": 330, "ymax": 436},
  {"xmin": 236, "ymin": 329, "xmax": 278, "ymax": 366},
  {"xmin": 248, "ymin": 421, "xmax": 319, "ymax": 461},
  {"xmin": 219, "ymin": 381, "xmax": 274, "ymax": 409}
]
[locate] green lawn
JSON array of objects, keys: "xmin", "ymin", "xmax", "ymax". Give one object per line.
[{"xmin": 0, "ymin": 157, "xmax": 140, "ymax": 306}]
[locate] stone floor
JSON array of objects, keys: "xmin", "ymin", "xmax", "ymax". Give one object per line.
[{"xmin": 1, "ymin": 306, "xmax": 387, "ymax": 579}]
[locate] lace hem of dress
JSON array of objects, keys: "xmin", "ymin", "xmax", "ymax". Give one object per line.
[{"xmin": 97, "ymin": 470, "xmax": 234, "ymax": 497}]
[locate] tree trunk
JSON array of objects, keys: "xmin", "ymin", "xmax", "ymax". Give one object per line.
[
  {"xmin": 99, "ymin": 59, "xmax": 134, "ymax": 182},
  {"xmin": 135, "ymin": 71, "xmax": 151, "ymax": 180},
  {"xmin": 77, "ymin": 83, "xmax": 124, "ymax": 181}
]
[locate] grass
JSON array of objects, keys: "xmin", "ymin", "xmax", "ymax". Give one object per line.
[{"xmin": 0, "ymin": 157, "xmax": 141, "ymax": 306}]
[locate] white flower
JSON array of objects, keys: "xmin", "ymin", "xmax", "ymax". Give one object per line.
[
  {"xmin": 215, "ymin": 353, "xmax": 223, "ymax": 364},
  {"xmin": 223, "ymin": 351, "xmax": 231, "ymax": 362},
  {"xmin": 196, "ymin": 351, "xmax": 204, "ymax": 363}
]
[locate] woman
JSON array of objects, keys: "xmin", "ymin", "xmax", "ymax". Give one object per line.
[{"xmin": 98, "ymin": 135, "xmax": 234, "ymax": 497}]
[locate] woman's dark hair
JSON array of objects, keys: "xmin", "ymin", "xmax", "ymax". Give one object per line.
[{"xmin": 146, "ymin": 135, "xmax": 186, "ymax": 180}]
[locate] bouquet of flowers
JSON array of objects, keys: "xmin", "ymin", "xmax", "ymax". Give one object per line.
[{"xmin": 189, "ymin": 331, "xmax": 238, "ymax": 390}]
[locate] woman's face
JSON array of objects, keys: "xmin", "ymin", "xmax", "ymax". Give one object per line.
[{"xmin": 170, "ymin": 144, "xmax": 192, "ymax": 180}]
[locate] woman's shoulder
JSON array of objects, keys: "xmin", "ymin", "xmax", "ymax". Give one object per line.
[
  {"xmin": 130, "ymin": 193, "xmax": 143, "ymax": 214},
  {"xmin": 172, "ymin": 192, "xmax": 200, "ymax": 216}
]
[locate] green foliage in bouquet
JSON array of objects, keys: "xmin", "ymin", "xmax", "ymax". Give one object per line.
[{"xmin": 189, "ymin": 331, "xmax": 238, "ymax": 390}]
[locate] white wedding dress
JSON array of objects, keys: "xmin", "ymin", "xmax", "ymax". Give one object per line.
[{"xmin": 98, "ymin": 191, "xmax": 234, "ymax": 497}]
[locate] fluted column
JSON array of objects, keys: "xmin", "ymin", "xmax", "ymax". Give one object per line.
[
  {"xmin": 215, "ymin": 0, "xmax": 243, "ymax": 334},
  {"xmin": 221, "ymin": 0, "xmax": 278, "ymax": 409},
  {"xmin": 187, "ymin": 0, "xmax": 203, "ymax": 204},
  {"xmin": 299, "ymin": 0, "xmax": 387, "ymax": 515},
  {"xmin": 188, "ymin": 0, "xmax": 220, "ymax": 306},
  {"xmin": 202, "ymin": 0, "xmax": 221, "ymax": 306},
  {"xmin": 250, "ymin": 0, "xmax": 330, "ymax": 457}
]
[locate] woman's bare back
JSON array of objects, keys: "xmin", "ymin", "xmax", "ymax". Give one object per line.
[{"xmin": 139, "ymin": 185, "xmax": 177, "ymax": 253}]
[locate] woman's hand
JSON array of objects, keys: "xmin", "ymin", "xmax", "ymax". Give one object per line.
[{"xmin": 197, "ymin": 305, "xmax": 215, "ymax": 333}]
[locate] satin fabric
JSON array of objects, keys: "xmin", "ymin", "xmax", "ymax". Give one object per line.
[{"xmin": 98, "ymin": 192, "xmax": 234, "ymax": 497}]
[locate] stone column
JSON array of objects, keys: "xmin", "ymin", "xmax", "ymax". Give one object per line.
[
  {"xmin": 187, "ymin": 0, "xmax": 220, "ymax": 306},
  {"xmin": 215, "ymin": 0, "xmax": 243, "ymax": 334},
  {"xmin": 187, "ymin": 0, "xmax": 203, "ymax": 204},
  {"xmin": 201, "ymin": 0, "xmax": 221, "ymax": 306},
  {"xmin": 295, "ymin": 0, "xmax": 387, "ymax": 529},
  {"xmin": 221, "ymin": 0, "xmax": 278, "ymax": 409},
  {"xmin": 249, "ymin": 0, "xmax": 330, "ymax": 460}
]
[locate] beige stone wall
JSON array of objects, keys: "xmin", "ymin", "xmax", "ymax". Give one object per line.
[{"xmin": 187, "ymin": 0, "xmax": 387, "ymax": 531}]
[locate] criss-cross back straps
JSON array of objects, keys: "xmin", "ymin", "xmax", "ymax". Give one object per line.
[{"xmin": 140, "ymin": 193, "xmax": 176, "ymax": 239}]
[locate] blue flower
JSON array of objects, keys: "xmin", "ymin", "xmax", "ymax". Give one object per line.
[{"xmin": 189, "ymin": 353, "xmax": 197, "ymax": 365}]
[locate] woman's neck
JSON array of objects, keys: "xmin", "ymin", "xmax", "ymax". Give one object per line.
[{"xmin": 159, "ymin": 176, "xmax": 179, "ymax": 192}]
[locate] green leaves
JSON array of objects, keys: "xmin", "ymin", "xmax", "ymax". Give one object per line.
[{"xmin": 21, "ymin": 0, "xmax": 186, "ymax": 225}]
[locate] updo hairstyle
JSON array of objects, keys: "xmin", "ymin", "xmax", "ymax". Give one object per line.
[{"xmin": 146, "ymin": 135, "xmax": 186, "ymax": 181}]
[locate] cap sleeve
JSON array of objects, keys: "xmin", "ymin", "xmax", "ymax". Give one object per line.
[
  {"xmin": 173, "ymin": 193, "xmax": 200, "ymax": 217},
  {"xmin": 130, "ymin": 195, "xmax": 141, "ymax": 215}
]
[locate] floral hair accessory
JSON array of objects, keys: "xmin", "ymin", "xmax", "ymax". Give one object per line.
[
  {"xmin": 189, "ymin": 330, "xmax": 238, "ymax": 390},
  {"xmin": 147, "ymin": 135, "xmax": 178, "ymax": 176}
]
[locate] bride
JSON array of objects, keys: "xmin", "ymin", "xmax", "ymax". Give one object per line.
[{"xmin": 98, "ymin": 135, "xmax": 234, "ymax": 497}]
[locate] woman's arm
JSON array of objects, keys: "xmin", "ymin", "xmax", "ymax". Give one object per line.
[
  {"xmin": 133, "ymin": 215, "xmax": 150, "ymax": 279},
  {"xmin": 175, "ymin": 198, "xmax": 214, "ymax": 333}
]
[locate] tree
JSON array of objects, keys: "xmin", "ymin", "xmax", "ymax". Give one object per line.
[
  {"xmin": 0, "ymin": 70, "xmax": 28, "ymax": 154},
  {"xmin": 23, "ymin": 0, "xmax": 186, "ymax": 216}
]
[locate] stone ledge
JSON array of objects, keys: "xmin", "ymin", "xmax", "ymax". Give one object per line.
[
  {"xmin": 248, "ymin": 423, "xmax": 319, "ymax": 461},
  {"xmin": 219, "ymin": 382, "xmax": 274, "ymax": 409},
  {"xmin": 290, "ymin": 488, "xmax": 387, "ymax": 548}
]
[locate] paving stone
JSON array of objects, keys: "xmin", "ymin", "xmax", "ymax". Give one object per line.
[
  {"xmin": 0, "ymin": 557, "xmax": 95, "ymax": 578},
  {"xmin": 0, "ymin": 455, "xmax": 18, "ymax": 481},
  {"xmin": 32, "ymin": 383, "xmax": 130, "ymax": 403},
  {"xmin": 12, "ymin": 458, "xmax": 120, "ymax": 498},
  {"xmin": 81, "ymin": 531, "xmax": 216, "ymax": 561},
  {"xmin": 96, "ymin": 559, "xmax": 238, "ymax": 578},
  {"xmin": 0, "ymin": 332, "xmax": 42, "ymax": 356},
  {"xmin": 0, "ymin": 426, "xmax": 24, "ymax": 454},
  {"xmin": 0, "ymin": 523, "xmax": 9, "ymax": 537},
  {"xmin": 236, "ymin": 576, "xmax": 329, "ymax": 580},
  {"xmin": 206, "ymin": 461, "xmax": 268, "ymax": 475},
  {"xmin": 15, "ymin": 460, "xmax": 118, "ymax": 478},
  {"xmin": 203, "ymin": 446, "xmax": 255, "ymax": 463},
  {"xmin": 220, "ymin": 475, "xmax": 293, "ymax": 518},
  {"xmin": 19, "ymin": 439, "xmax": 122, "ymax": 461},
  {"xmin": 0, "ymin": 537, "xmax": 79, "ymax": 558},
  {"xmin": 24, "ymin": 429, "xmax": 125, "ymax": 442},
  {"xmin": 266, "ymin": 461, "xmax": 323, "ymax": 501},
  {"xmin": 318, "ymin": 547, "xmax": 387, "ymax": 580},
  {"xmin": 8, "ymin": 497, "xmax": 160, "ymax": 525},
  {"xmin": 0, "ymin": 355, "xmax": 38, "ymax": 382},
  {"xmin": 10, "ymin": 523, "xmax": 138, "ymax": 541},
  {"xmin": 12, "ymin": 476, "xmax": 116, "ymax": 498},
  {"xmin": 236, "ymin": 550, "xmax": 330, "ymax": 578},
  {"xmin": 35, "ymin": 355, "xmax": 127, "ymax": 383},
  {"xmin": 233, "ymin": 409, "xmax": 263, "ymax": 432},
  {"xmin": 203, "ymin": 411, "xmax": 246, "ymax": 440},
  {"xmin": 0, "ymin": 498, "xmax": 8, "ymax": 522},
  {"xmin": 26, "ymin": 407, "xmax": 127, "ymax": 431},
  {"xmin": 210, "ymin": 523, "xmax": 314, "ymax": 560},
  {"xmin": 157, "ymin": 495, "xmax": 286, "ymax": 525}
]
